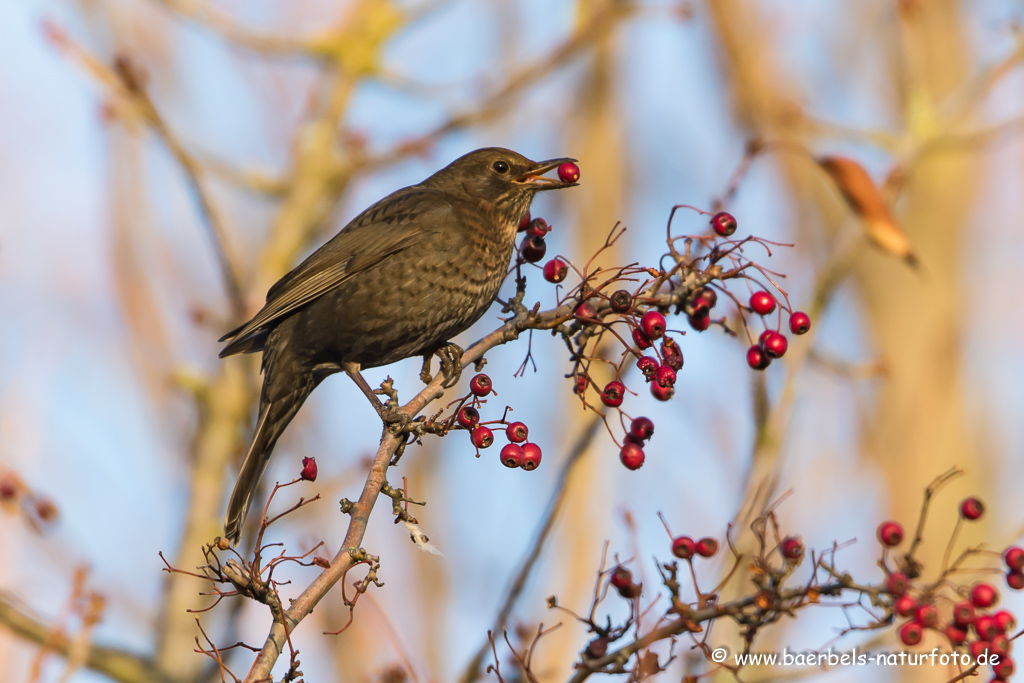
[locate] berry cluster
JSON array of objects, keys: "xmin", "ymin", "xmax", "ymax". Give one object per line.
[{"xmin": 451, "ymin": 373, "xmax": 543, "ymax": 471}]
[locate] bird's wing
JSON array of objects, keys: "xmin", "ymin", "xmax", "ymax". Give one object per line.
[{"xmin": 219, "ymin": 189, "xmax": 452, "ymax": 357}]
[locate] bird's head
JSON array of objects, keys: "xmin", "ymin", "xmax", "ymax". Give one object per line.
[{"xmin": 424, "ymin": 147, "xmax": 579, "ymax": 224}]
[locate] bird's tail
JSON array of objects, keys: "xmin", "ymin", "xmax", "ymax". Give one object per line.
[{"xmin": 223, "ymin": 385, "xmax": 313, "ymax": 545}]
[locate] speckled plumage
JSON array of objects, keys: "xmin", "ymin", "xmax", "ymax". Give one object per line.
[{"xmin": 220, "ymin": 147, "xmax": 577, "ymax": 543}]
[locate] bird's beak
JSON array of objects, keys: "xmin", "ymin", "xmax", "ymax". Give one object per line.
[{"xmin": 514, "ymin": 157, "xmax": 579, "ymax": 190}]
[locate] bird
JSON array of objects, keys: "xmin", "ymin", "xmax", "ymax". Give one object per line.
[{"xmin": 219, "ymin": 147, "xmax": 579, "ymax": 543}]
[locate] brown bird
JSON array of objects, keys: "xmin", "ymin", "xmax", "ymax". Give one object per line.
[{"xmin": 219, "ymin": 148, "xmax": 578, "ymax": 543}]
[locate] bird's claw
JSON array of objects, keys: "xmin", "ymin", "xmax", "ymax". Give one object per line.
[{"xmin": 436, "ymin": 343, "xmax": 464, "ymax": 389}]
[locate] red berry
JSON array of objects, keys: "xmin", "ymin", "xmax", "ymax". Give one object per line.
[
  {"xmin": 601, "ymin": 381, "xmax": 625, "ymax": 408},
  {"xmin": 991, "ymin": 634, "xmax": 1011, "ymax": 656},
  {"xmin": 300, "ymin": 457, "xmax": 318, "ymax": 482},
  {"xmin": 993, "ymin": 657, "xmax": 1015, "ymax": 679},
  {"xmin": 521, "ymin": 235, "xmax": 547, "ymax": 263},
  {"xmin": 961, "ymin": 497, "xmax": 985, "ymax": 520},
  {"xmin": 573, "ymin": 375, "xmax": 588, "ymax": 395},
  {"xmin": 761, "ymin": 331, "xmax": 788, "ymax": 358},
  {"xmin": 945, "ymin": 623, "xmax": 968, "ymax": 646},
  {"xmin": 894, "ymin": 595, "xmax": 917, "ymax": 617},
  {"xmin": 0, "ymin": 473, "xmax": 19, "ymax": 501},
  {"xmin": 543, "ymin": 258, "xmax": 568, "ymax": 283},
  {"xmin": 629, "ymin": 417, "xmax": 655, "ymax": 441},
  {"xmin": 749, "ymin": 291, "xmax": 776, "ymax": 316},
  {"xmin": 471, "ymin": 425, "xmax": 494, "ymax": 449},
  {"xmin": 500, "ymin": 444, "xmax": 524, "ymax": 468},
  {"xmin": 526, "ymin": 218, "xmax": 551, "ymax": 238},
  {"xmin": 619, "ymin": 443, "xmax": 645, "ymax": 470},
  {"xmin": 953, "ymin": 600, "xmax": 976, "ymax": 625},
  {"xmin": 972, "ymin": 582, "xmax": 999, "ymax": 608},
  {"xmin": 710, "ymin": 211, "xmax": 737, "ymax": 237},
  {"xmin": 746, "ymin": 344, "xmax": 771, "ymax": 370},
  {"xmin": 609, "ymin": 289, "xmax": 632, "ymax": 313},
  {"xmin": 789, "ymin": 311, "xmax": 811, "ymax": 335},
  {"xmin": 457, "ymin": 406, "xmax": 480, "ymax": 429},
  {"xmin": 632, "ymin": 327, "xmax": 652, "ymax": 350},
  {"xmin": 688, "ymin": 297, "xmax": 710, "ymax": 318},
  {"xmin": 1008, "ymin": 569, "xmax": 1024, "ymax": 590},
  {"xmin": 521, "ymin": 443, "xmax": 542, "ymax": 470},
  {"xmin": 609, "ymin": 565, "xmax": 632, "ymax": 591},
  {"xmin": 672, "ymin": 536, "xmax": 696, "ymax": 560},
  {"xmin": 877, "ymin": 521, "xmax": 904, "ymax": 547},
  {"xmin": 654, "ymin": 365, "xmax": 676, "ymax": 388},
  {"xmin": 914, "ymin": 604, "xmax": 939, "ymax": 628},
  {"xmin": 660, "ymin": 338, "xmax": 684, "ymax": 371},
  {"xmin": 974, "ymin": 615, "xmax": 999, "ymax": 639},
  {"xmin": 970, "ymin": 640, "xmax": 990, "ymax": 661},
  {"xmin": 758, "ymin": 329, "xmax": 773, "ymax": 345},
  {"xmin": 469, "ymin": 373, "xmax": 492, "ymax": 396},
  {"xmin": 886, "ymin": 572, "xmax": 910, "ymax": 596},
  {"xmin": 899, "ymin": 621, "xmax": 923, "ymax": 646},
  {"xmin": 695, "ymin": 537, "xmax": 719, "ymax": 558},
  {"xmin": 688, "ymin": 314, "xmax": 710, "ymax": 331},
  {"xmin": 780, "ymin": 536, "xmax": 804, "ymax": 561},
  {"xmin": 698, "ymin": 286, "xmax": 718, "ymax": 308},
  {"xmin": 994, "ymin": 610, "xmax": 1016, "ymax": 633},
  {"xmin": 639, "ymin": 310, "xmax": 666, "ymax": 340},
  {"xmin": 506, "ymin": 421, "xmax": 528, "ymax": 443},
  {"xmin": 576, "ymin": 301, "xmax": 597, "ymax": 322},
  {"xmin": 517, "ymin": 210, "xmax": 531, "ymax": 232},
  {"xmin": 650, "ymin": 382, "xmax": 674, "ymax": 401},
  {"xmin": 1005, "ymin": 547, "xmax": 1024, "ymax": 571},
  {"xmin": 623, "ymin": 432, "xmax": 645, "ymax": 447},
  {"xmin": 557, "ymin": 161, "xmax": 580, "ymax": 183},
  {"xmin": 636, "ymin": 356, "xmax": 658, "ymax": 380}
]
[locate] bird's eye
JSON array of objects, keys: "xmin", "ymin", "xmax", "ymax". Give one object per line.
[{"xmin": 492, "ymin": 160, "xmax": 509, "ymax": 174}]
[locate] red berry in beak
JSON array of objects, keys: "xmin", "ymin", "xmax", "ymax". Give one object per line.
[
  {"xmin": 300, "ymin": 457, "xmax": 318, "ymax": 482},
  {"xmin": 557, "ymin": 161, "xmax": 580, "ymax": 183}
]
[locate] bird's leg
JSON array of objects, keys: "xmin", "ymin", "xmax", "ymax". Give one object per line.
[
  {"xmin": 419, "ymin": 354, "xmax": 433, "ymax": 385},
  {"xmin": 343, "ymin": 363, "xmax": 410, "ymax": 427},
  {"xmin": 435, "ymin": 342, "xmax": 464, "ymax": 389}
]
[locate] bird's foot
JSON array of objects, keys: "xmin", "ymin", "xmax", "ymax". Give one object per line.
[
  {"xmin": 419, "ymin": 355, "xmax": 433, "ymax": 385},
  {"xmin": 435, "ymin": 343, "xmax": 464, "ymax": 389}
]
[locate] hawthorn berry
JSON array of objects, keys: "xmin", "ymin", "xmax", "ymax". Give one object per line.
[
  {"xmin": 573, "ymin": 375, "xmax": 588, "ymax": 395},
  {"xmin": 620, "ymin": 443, "xmax": 645, "ymax": 470},
  {"xmin": 623, "ymin": 432, "xmax": 645, "ymax": 447},
  {"xmin": 749, "ymin": 291, "xmax": 776, "ymax": 316},
  {"xmin": 780, "ymin": 536, "xmax": 804, "ymax": 561},
  {"xmin": 585, "ymin": 637, "xmax": 609, "ymax": 659},
  {"xmin": 993, "ymin": 657, "xmax": 1015, "ymax": 679},
  {"xmin": 688, "ymin": 314, "xmax": 710, "ymax": 331},
  {"xmin": 710, "ymin": 211, "xmax": 737, "ymax": 237},
  {"xmin": 886, "ymin": 572, "xmax": 910, "ymax": 596},
  {"xmin": 688, "ymin": 297, "xmax": 710, "ymax": 318},
  {"xmin": 877, "ymin": 521, "xmax": 904, "ymax": 547},
  {"xmin": 609, "ymin": 566, "xmax": 632, "ymax": 592},
  {"xmin": 973, "ymin": 616, "xmax": 999, "ymax": 641},
  {"xmin": 629, "ymin": 416, "xmax": 655, "ymax": 441},
  {"xmin": 991, "ymin": 634, "xmax": 1011, "ymax": 657},
  {"xmin": 672, "ymin": 536, "xmax": 696, "ymax": 560},
  {"xmin": 517, "ymin": 211, "xmax": 531, "ymax": 232},
  {"xmin": 953, "ymin": 600, "xmax": 976, "ymax": 625},
  {"xmin": 543, "ymin": 258, "xmax": 568, "ymax": 283},
  {"xmin": 971, "ymin": 582, "xmax": 999, "ymax": 608},
  {"xmin": 660, "ymin": 338, "xmax": 684, "ymax": 371},
  {"xmin": 1008, "ymin": 569, "xmax": 1024, "ymax": 590},
  {"xmin": 636, "ymin": 356, "xmax": 658, "ymax": 380},
  {"xmin": 761, "ymin": 331, "xmax": 788, "ymax": 358},
  {"xmin": 300, "ymin": 457, "xmax": 318, "ymax": 482},
  {"xmin": 521, "ymin": 235, "xmax": 547, "ymax": 263},
  {"xmin": 526, "ymin": 218, "xmax": 551, "ymax": 238},
  {"xmin": 609, "ymin": 289, "xmax": 633, "ymax": 313},
  {"xmin": 961, "ymin": 497, "xmax": 985, "ymax": 520},
  {"xmin": 746, "ymin": 344, "xmax": 771, "ymax": 370},
  {"xmin": 654, "ymin": 365, "xmax": 676, "ymax": 388},
  {"xmin": 945, "ymin": 623, "xmax": 968, "ymax": 646},
  {"xmin": 457, "ymin": 406, "xmax": 480, "ymax": 429},
  {"xmin": 521, "ymin": 443, "xmax": 542, "ymax": 470},
  {"xmin": 789, "ymin": 311, "xmax": 811, "ymax": 335},
  {"xmin": 557, "ymin": 161, "xmax": 580, "ymax": 183},
  {"xmin": 640, "ymin": 310, "xmax": 666, "ymax": 340},
  {"xmin": 899, "ymin": 621, "xmax": 923, "ymax": 646},
  {"xmin": 469, "ymin": 373, "xmax": 492, "ymax": 396},
  {"xmin": 698, "ymin": 286, "xmax": 718, "ymax": 309},
  {"xmin": 650, "ymin": 382, "xmax": 674, "ymax": 401},
  {"xmin": 994, "ymin": 610, "xmax": 1016, "ymax": 633},
  {"xmin": 632, "ymin": 328, "xmax": 653, "ymax": 350},
  {"xmin": 471, "ymin": 425, "xmax": 494, "ymax": 449},
  {"xmin": 894, "ymin": 595, "xmax": 917, "ymax": 617},
  {"xmin": 0, "ymin": 474, "xmax": 18, "ymax": 501},
  {"xmin": 500, "ymin": 444, "xmax": 524, "ymax": 468},
  {"xmin": 914, "ymin": 604, "xmax": 939, "ymax": 628},
  {"xmin": 1005, "ymin": 547, "xmax": 1024, "ymax": 571},
  {"xmin": 575, "ymin": 301, "xmax": 597, "ymax": 322},
  {"xmin": 601, "ymin": 381, "xmax": 625, "ymax": 408},
  {"xmin": 695, "ymin": 537, "xmax": 719, "ymax": 558},
  {"xmin": 506, "ymin": 422, "xmax": 528, "ymax": 443},
  {"xmin": 969, "ymin": 641, "xmax": 990, "ymax": 661}
]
